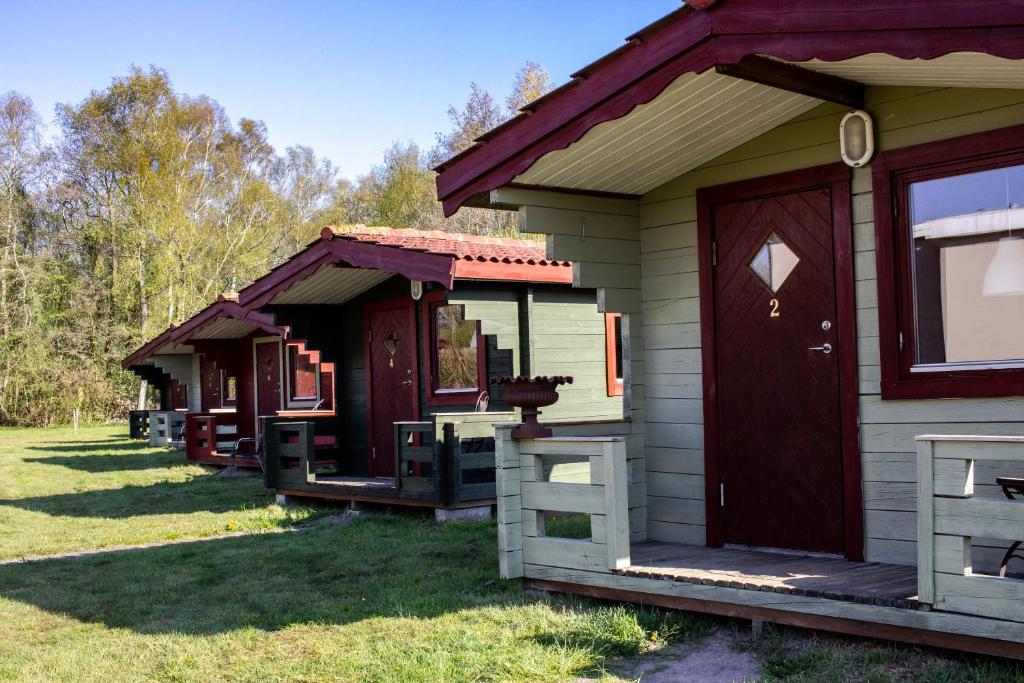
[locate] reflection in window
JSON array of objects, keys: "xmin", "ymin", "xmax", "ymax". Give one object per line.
[
  {"xmin": 910, "ymin": 162, "xmax": 1024, "ymax": 366},
  {"xmin": 606, "ymin": 313, "xmax": 624, "ymax": 397},
  {"xmin": 288, "ymin": 346, "xmax": 318, "ymax": 400},
  {"xmin": 749, "ymin": 232, "xmax": 800, "ymax": 293},
  {"xmin": 225, "ymin": 376, "xmax": 238, "ymax": 402},
  {"xmin": 434, "ymin": 304, "xmax": 479, "ymax": 392}
]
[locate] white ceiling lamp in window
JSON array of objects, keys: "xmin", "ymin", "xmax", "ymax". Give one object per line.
[{"xmin": 983, "ymin": 235, "xmax": 1024, "ymax": 296}]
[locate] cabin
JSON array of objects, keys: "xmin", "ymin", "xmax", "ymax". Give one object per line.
[
  {"xmin": 122, "ymin": 295, "xmax": 334, "ymax": 463},
  {"xmin": 435, "ymin": 0, "xmax": 1024, "ymax": 658},
  {"xmin": 233, "ymin": 226, "xmax": 624, "ymax": 518}
]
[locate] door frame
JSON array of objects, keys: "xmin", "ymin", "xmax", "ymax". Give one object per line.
[
  {"xmin": 364, "ymin": 297, "xmax": 420, "ymax": 477},
  {"xmin": 696, "ymin": 162, "xmax": 863, "ymax": 562},
  {"xmin": 252, "ymin": 336, "xmax": 284, "ymax": 433}
]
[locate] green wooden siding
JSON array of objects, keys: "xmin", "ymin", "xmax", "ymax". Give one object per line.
[
  {"xmin": 509, "ymin": 86, "xmax": 1024, "ymax": 568},
  {"xmin": 449, "ymin": 285, "xmax": 625, "ymax": 424}
]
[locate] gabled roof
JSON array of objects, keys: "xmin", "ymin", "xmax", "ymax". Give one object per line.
[
  {"xmin": 121, "ymin": 294, "xmax": 286, "ymax": 369},
  {"xmin": 434, "ymin": 0, "xmax": 1024, "ymax": 214},
  {"xmin": 125, "ymin": 225, "xmax": 573, "ymax": 368}
]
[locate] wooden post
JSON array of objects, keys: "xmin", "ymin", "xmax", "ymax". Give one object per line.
[
  {"xmin": 917, "ymin": 438, "xmax": 936, "ymax": 606},
  {"xmin": 603, "ymin": 439, "xmax": 630, "ymax": 571},
  {"xmin": 495, "ymin": 425, "xmax": 524, "ymax": 578}
]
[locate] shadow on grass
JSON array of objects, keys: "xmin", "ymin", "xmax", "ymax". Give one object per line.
[
  {"xmin": 25, "ymin": 440, "xmax": 156, "ymax": 455},
  {"xmin": 22, "ymin": 451, "xmax": 182, "ymax": 473},
  {"xmin": 0, "ymin": 474, "xmax": 270, "ymax": 519},
  {"xmin": 0, "ymin": 516, "xmax": 518, "ymax": 635}
]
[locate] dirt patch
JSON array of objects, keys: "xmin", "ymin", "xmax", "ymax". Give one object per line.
[{"xmin": 612, "ymin": 630, "xmax": 762, "ymax": 682}]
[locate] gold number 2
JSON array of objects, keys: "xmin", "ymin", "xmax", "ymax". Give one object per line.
[{"xmin": 769, "ymin": 298, "xmax": 780, "ymax": 318}]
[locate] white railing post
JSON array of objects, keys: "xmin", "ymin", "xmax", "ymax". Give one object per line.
[
  {"xmin": 917, "ymin": 437, "xmax": 936, "ymax": 606},
  {"xmin": 495, "ymin": 424, "xmax": 524, "ymax": 578},
  {"xmin": 603, "ymin": 439, "xmax": 630, "ymax": 570}
]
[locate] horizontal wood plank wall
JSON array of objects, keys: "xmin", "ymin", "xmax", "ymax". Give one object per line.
[
  {"xmin": 505, "ymin": 190, "xmax": 643, "ymax": 429},
  {"xmin": 148, "ymin": 354, "xmax": 199, "ymax": 412},
  {"xmin": 639, "ymin": 86, "xmax": 1024, "ymax": 560},
  {"xmin": 531, "ymin": 289, "xmax": 623, "ymax": 423}
]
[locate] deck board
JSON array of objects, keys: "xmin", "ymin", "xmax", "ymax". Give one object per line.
[
  {"xmin": 315, "ymin": 476, "xmax": 397, "ymax": 491},
  {"xmin": 621, "ymin": 542, "xmax": 919, "ymax": 609}
]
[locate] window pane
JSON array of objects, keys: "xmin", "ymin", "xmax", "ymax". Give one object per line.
[
  {"xmin": 613, "ymin": 315, "xmax": 623, "ymax": 381},
  {"xmin": 909, "ymin": 163, "xmax": 1024, "ymax": 365},
  {"xmin": 435, "ymin": 304, "xmax": 478, "ymax": 391},
  {"xmin": 288, "ymin": 346, "xmax": 318, "ymax": 400}
]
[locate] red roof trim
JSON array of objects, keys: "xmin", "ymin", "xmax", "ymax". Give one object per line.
[
  {"xmin": 453, "ymin": 258, "xmax": 572, "ymax": 284},
  {"xmin": 434, "ymin": 0, "xmax": 1024, "ymax": 215}
]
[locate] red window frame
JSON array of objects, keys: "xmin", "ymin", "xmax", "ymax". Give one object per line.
[
  {"xmin": 605, "ymin": 313, "xmax": 623, "ymax": 397},
  {"xmin": 872, "ymin": 123, "xmax": 1024, "ymax": 400},
  {"xmin": 421, "ymin": 291, "xmax": 487, "ymax": 406}
]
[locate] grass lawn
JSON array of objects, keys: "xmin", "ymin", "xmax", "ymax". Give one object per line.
[
  {"xmin": 0, "ymin": 425, "xmax": 1022, "ymax": 682},
  {"xmin": 0, "ymin": 424, "xmax": 310, "ymax": 559}
]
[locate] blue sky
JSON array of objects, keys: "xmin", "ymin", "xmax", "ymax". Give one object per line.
[{"xmin": 0, "ymin": 1, "xmax": 678, "ymax": 180}]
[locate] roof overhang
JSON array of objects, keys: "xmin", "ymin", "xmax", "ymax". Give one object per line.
[
  {"xmin": 239, "ymin": 229, "xmax": 457, "ymax": 308},
  {"xmin": 435, "ymin": 0, "xmax": 1024, "ymax": 214}
]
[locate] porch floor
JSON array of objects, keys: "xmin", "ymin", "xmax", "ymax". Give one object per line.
[{"xmin": 620, "ymin": 542, "xmax": 919, "ymax": 609}]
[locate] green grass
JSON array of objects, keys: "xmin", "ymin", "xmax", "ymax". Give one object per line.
[
  {"xmin": 0, "ymin": 425, "xmax": 710, "ymax": 682},
  {"xmin": 0, "ymin": 424, "xmax": 312, "ymax": 559},
  {"xmin": 747, "ymin": 624, "xmax": 1024, "ymax": 682}
]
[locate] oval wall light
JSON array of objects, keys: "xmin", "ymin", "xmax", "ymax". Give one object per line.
[{"xmin": 840, "ymin": 110, "xmax": 875, "ymax": 167}]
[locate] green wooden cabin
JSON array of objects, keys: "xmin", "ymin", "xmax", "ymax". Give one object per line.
[
  {"xmin": 435, "ymin": 0, "xmax": 1024, "ymax": 658},
  {"xmin": 233, "ymin": 226, "xmax": 626, "ymax": 517}
]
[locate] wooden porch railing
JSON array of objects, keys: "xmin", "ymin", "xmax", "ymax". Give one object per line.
[
  {"xmin": 148, "ymin": 410, "xmax": 186, "ymax": 448},
  {"xmin": 395, "ymin": 411, "xmax": 517, "ymax": 504},
  {"xmin": 495, "ymin": 425, "xmax": 631, "ymax": 579},
  {"xmin": 917, "ymin": 435, "xmax": 1024, "ymax": 623},
  {"xmin": 128, "ymin": 410, "xmax": 149, "ymax": 440},
  {"xmin": 262, "ymin": 416, "xmax": 343, "ymax": 489},
  {"xmin": 184, "ymin": 412, "xmax": 240, "ymax": 461}
]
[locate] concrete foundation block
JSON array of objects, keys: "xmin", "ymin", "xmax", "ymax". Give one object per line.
[{"xmin": 435, "ymin": 505, "xmax": 493, "ymax": 523}]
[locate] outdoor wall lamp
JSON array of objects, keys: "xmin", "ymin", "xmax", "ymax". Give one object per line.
[
  {"xmin": 410, "ymin": 280, "xmax": 424, "ymax": 301},
  {"xmin": 839, "ymin": 110, "xmax": 875, "ymax": 168}
]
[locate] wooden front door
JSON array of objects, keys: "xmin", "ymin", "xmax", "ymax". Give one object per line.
[
  {"xmin": 366, "ymin": 300, "xmax": 418, "ymax": 478},
  {"xmin": 200, "ymin": 356, "xmax": 222, "ymax": 411},
  {"xmin": 254, "ymin": 340, "xmax": 282, "ymax": 425},
  {"xmin": 701, "ymin": 167, "xmax": 858, "ymax": 557}
]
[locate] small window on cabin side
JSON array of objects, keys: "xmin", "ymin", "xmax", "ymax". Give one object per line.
[
  {"xmin": 287, "ymin": 345, "xmax": 319, "ymax": 402},
  {"xmin": 606, "ymin": 313, "xmax": 624, "ymax": 397},
  {"xmin": 907, "ymin": 162, "xmax": 1024, "ymax": 368},
  {"xmin": 434, "ymin": 304, "xmax": 479, "ymax": 392}
]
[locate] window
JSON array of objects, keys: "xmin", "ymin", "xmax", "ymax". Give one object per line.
[
  {"xmin": 423, "ymin": 292, "xmax": 486, "ymax": 405},
  {"xmin": 223, "ymin": 375, "xmax": 238, "ymax": 405},
  {"xmin": 873, "ymin": 126, "xmax": 1024, "ymax": 399},
  {"xmin": 605, "ymin": 313, "xmax": 624, "ymax": 397},
  {"xmin": 286, "ymin": 343, "xmax": 320, "ymax": 407}
]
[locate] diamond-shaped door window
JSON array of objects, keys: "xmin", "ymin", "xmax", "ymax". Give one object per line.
[
  {"xmin": 749, "ymin": 232, "xmax": 800, "ymax": 293},
  {"xmin": 382, "ymin": 329, "xmax": 400, "ymax": 356}
]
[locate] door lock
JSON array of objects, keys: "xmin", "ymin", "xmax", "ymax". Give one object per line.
[
  {"xmin": 821, "ymin": 320, "xmax": 832, "ymax": 331},
  {"xmin": 808, "ymin": 343, "xmax": 833, "ymax": 354}
]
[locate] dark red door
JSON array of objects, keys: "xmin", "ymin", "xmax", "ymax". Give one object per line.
[
  {"xmin": 255, "ymin": 340, "xmax": 282, "ymax": 424},
  {"xmin": 711, "ymin": 185, "xmax": 844, "ymax": 554},
  {"xmin": 366, "ymin": 301, "xmax": 417, "ymax": 477},
  {"xmin": 200, "ymin": 356, "xmax": 222, "ymax": 411}
]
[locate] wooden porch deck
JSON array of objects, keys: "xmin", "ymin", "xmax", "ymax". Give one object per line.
[{"xmin": 622, "ymin": 542, "xmax": 918, "ymax": 609}]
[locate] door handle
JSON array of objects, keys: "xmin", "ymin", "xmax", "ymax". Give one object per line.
[
  {"xmin": 401, "ymin": 379, "xmax": 413, "ymax": 385},
  {"xmin": 808, "ymin": 343, "xmax": 833, "ymax": 354}
]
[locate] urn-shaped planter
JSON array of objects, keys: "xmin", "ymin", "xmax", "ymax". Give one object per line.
[{"xmin": 491, "ymin": 375, "xmax": 573, "ymax": 439}]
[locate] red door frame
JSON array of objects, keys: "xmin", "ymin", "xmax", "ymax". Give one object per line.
[
  {"xmin": 696, "ymin": 162, "xmax": 863, "ymax": 562},
  {"xmin": 364, "ymin": 297, "xmax": 420, "ymax": 477}
]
